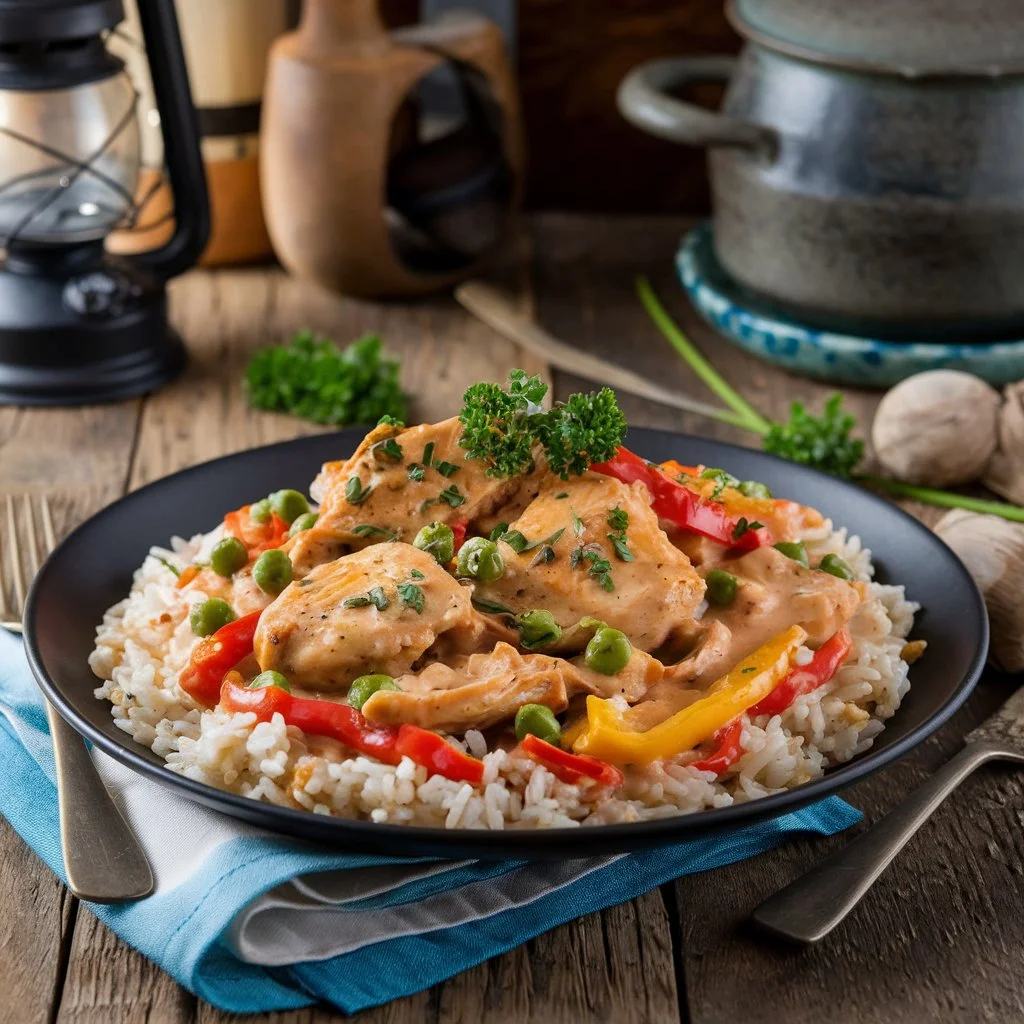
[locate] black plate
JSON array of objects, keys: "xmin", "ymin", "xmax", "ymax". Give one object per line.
[{"xmin": 25, "ymin": 428, "xmax": 989, "ymax": 858}]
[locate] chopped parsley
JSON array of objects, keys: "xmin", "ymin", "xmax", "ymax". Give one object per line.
[
  {"xmin": 154, "ymin": 555, "xmax": 181, "ymax": 577},
  {"xmin": 741, "ymin": 666, "xmax": 757, "ymax": 674},
  {"xmin": 345, "ymin": 476, "xmax": 372, "ymax": 505},
  {"xmin": 422, "ymin": 442, "xmax": 435, "ymax": 467},
  {"xmin": 372, "ymin": 437, "xmax": 403, "ymax": 463},
  {"xmin": 438, "ymin": 484, "xmax": 465, "ymax": 507},
  {"xmin": 732, "ymin": 517, "xmax": 764, "ymax": 540},
  {"xmin": 606, "ymin": 506, "xmax": 629, "ymax": 531},
  {"xmin": 344, "ymin": 585, "xmax": 388, "ymax": 610},
  {"xmin": 377, "ymin": 414, "xmax": 404, "ymax": 427},
  {"xmin": 409, "ymin": 568, "xmax": 425, "ymax": 580},
  {"xmin": 530, "ymin": 545, "xmax": 556, "ymax": 566},
  {"xmin": 501, "ymin": 527, "xmax": 565, "ymax": 555},
  {"xmin": 571, "ymin": 510, "xmax": 585, "ymax": 537},
  {"xmin": 352, "ymin": 524, "xmax": 398, "ymax": 540},
  {"xmin": 570, "ymin": 543, "xmax": 615, "ymax": 591},
  {"xmin": 555, "ymin": 492, "xmax": 569, "ymax": 499},
  {"xmin": 606, "ymin": 505, "xmax": 633, "ymax": 561},
  {"xmin": 397, "ymin": 581, "xmax": 425, "ymax": 613},
  {"xmin": 489, "ymin": 523, "xmax": 509, "ymax": 541},
  {"xmin": 407, "ymin": 463, "xmax": 425, "ymax": 482},
  {"xmin": 434, "ymin": 460, "xmax": 460, "ymax": 478}
]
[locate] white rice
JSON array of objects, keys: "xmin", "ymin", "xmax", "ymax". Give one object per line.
[{"xmin": 89, "ymin": 521, "xmax": 917, "ymax": 829}]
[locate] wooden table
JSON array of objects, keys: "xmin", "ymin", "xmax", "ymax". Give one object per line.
[{"xmin": 3, "ymin": 214, "xmax": 1022, "ymax": 1024}]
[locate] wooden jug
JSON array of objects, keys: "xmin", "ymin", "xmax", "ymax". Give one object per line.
[{"xmin": 261, "ymin": 0, "xmax": 523, "ymax": 297}]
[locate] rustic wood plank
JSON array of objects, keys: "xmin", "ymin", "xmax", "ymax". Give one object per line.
[
  {"xmin": 529, "ymin": 212, "xmax": 1024, "ymax": 1024},
  {"xmin": 0, "ymin": 400, "xmax": 141, "ymax": 1024}
]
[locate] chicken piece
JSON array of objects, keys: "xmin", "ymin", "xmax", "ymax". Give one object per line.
[
  {"xmin": 362, "ymin": 642, "xmax": 573, "ymax": 732},
  {"xmin": 700, "ymin": 545, "xmax": 861, "ymax": 670},
  {"xmin": 475, "ymin": 474, "xmax": 705, "ymax": 653},
  {"xmin": 255, "ymin": 543, "xmax": 502, "ymax": 691},
  {"xmin": 289, "ymin": 418, "xmax": 547, "ymax": 574}
]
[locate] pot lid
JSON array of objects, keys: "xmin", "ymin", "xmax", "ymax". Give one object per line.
[{"xmin": 728, "ymin": 0, "xmax": 1024, "ymax": 76}]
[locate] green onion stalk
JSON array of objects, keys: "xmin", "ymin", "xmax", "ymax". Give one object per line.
[{"xmin": 636, "ymin": 277, "xmax": 1024, "ymax": 524}]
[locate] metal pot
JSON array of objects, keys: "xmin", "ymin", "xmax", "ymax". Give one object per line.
[{"xmin": 618, "ymin": 0, "xmax": 1024, "ymax": 336}]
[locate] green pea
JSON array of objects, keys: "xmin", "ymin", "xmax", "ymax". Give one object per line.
[
  {"xmin": 584, "ymin": 627, "xmax": 632, "ymax": 675},
  {"xmin": 413, "ymin": 521, "xmax": 455, "ymax": 565},
  {"xmin": 190, "ymin": 598, "xmax": 236, "ymax": 637},
  {"xmin": 773, "ymin": 540, "xmax": 809, "ymax": 568},
  {"xmin": 269, "ymin": 488, "xmax": 309, "ymax": 525},
  {"xmin": 514, "ymin": 703, "xmax": 562, "ymax": 745},
  {"xmin": 250, "ymin": 498, "xmax": 272, "ymax": 524},
  {"xmin": 346, "ymin": 674, "xmax": 399, "ymax": 711},
  {"xmin": 248, "ymin": 670, "xmax": 290, "ymax": 692},
  {"xmin": 705, "ymin": 568, "xmax": 738, "ymax": 606},
  {"xmin": 819, "ymin": 553, "xmax": 856, "ymax": 581},
  {"xmin": 288, "ymin": 511, "xmax": 319, "ymax": 537},
  {"xmin": 210, "ymin": 536, "xmax": 248, "ymax": 578},
  {"xmin": 253, "ymin": 548, "xmax": 292, "ymax": 595},
  {"xmin": 738, "ymin": 479, "xmax": 772, "ymax": 499},
  {"xmin": 517, "ymin": 609, "xmax": 562, "ymax": 650},
  {"xmin": 456, "ymin": 537, "xmax": 505, "ymax": 582}
]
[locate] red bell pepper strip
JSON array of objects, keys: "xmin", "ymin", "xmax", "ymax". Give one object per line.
[
  {"xmin": 220, "ymin": 676, "xmax": 488, "ymax": 781},
  {"xmin": 179, "ymin": 611, "xmax": 262, "ymax": 707},
  {"xmin": 395, "ymin": 725, "xmax": 485, "ymax": 784},
  {"xmin": 223, "ymin": 504, "xmax": 290, "ymax": 555},
  {"xmin": 689, "ymin": 717, "xmax": 744, "ymax": 776},
  {"xmin": 591, "ymin": 447, "xmax": 772, "ymax": 550},
  {"xmin": 749, "ymin": 628, "xmax": 853, "ymax": 718},
  {"xmin": 451, "ymin": 519, "xmax": 468, "ymax": 554},
  {"xmin": 221, "ymin": 673, "xmax": 402, "ymax": 765},
  {"xmin": 520, "ymin": 734, "xmax": 625, "ymax": 788}
]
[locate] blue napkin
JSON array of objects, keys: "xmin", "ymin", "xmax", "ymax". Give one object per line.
[{"xmin": 0, "ymin": 632, "xmax": 859, "ymax": 1014}]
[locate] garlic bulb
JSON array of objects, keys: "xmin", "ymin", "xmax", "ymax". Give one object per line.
[
  {"xmin": 935, "ymin": 509, "xmax": 1024, "ymax": 673},
  {"xmin": 982, "ymin": 379, "xmax": 1024, "ymax": 505},
  {"xmin": 871, "ymin": 370, "xmax": 1000, "ymax": 487}
]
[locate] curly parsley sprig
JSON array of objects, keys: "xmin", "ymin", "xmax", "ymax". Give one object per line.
[
  {"xmin": 637, "ymin": 277, "xmax": 1024, "ymax": 523},
  {"xmin": 458, "ymin": 371, "xmax": 626, "ymax": 480}
]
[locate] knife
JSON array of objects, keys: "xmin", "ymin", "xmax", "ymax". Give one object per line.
[{"xmin": 752, "ymin": 688, "xmax": 1024, "ymax": 944}]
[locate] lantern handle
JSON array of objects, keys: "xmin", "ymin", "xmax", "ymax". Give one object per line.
[{"xmin": 130, "ymin": 0, "xmax": 210, "ymax": 280}]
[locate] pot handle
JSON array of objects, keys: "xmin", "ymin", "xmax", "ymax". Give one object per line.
[{"xmin": 617, "ymin": 55, "xmax": 775, "ymax": 153}]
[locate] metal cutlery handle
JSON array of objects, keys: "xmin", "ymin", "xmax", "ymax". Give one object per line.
[
  {"xmin": 46, "ymin": 702, "xmax": 155, "ymax": 903},
  {"xmin": 753, "ymin": 741, "xmax": 1011, "ymax": 944}
]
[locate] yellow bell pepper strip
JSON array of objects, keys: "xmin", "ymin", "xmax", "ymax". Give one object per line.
[{"xmin": 571, "ymin": 625, "xmax": 807, "ymax": 765}]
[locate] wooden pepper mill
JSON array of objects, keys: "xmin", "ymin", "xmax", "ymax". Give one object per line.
[{"xmin": 261, "ymin": 0, "xmax": 523, "ymax": 297}]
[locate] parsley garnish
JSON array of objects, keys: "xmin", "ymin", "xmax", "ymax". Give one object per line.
[
  {"xmin": 438, "ymin": 484, "xmax": 465, "ymax": 507},
  {"xmin": 154, "ymin": 555, "xmax": 181, "ymax": 577},
  {"xmin": 555, "ymin": 492, "xmax": 569, "ymax": 499},
  {"xmin": 352, "ymin": 524, "xmax": 398, "ymax": 540},
  {"xmin": 344, "ymin": 585, "xmax": 388, "ymax": 610},
  {"xmin": 407, "ymin": 464, "xmax": 425, "ymax": 482},
  {"xmin": 489, "ymin": 523, "xmax": 509, "ymax": 541},
  {"xmin": 741, "ymin": 666, "xmax": 757, "ymax": 674},
  {"xmin": 582, "ymin": 549, "xmax": 615, "ymax": 591},
  {"xmin": 398, "ymin": 581, "xmax": 425, "ymax": 613},
  {"xmin": 699, "ymin": 467, "xmax": 739, "ymax": 501},
  {"xmin": 372, "ymin": 437, "xmax": 403, "ymax": 463},
  {"xmin": 409, "ymin": 569, "xmax": 425, "ymax": 580},
  {"xmin": 501, "ymin": 527, "xmax": 565, "ymax": 555},
  {"xmin": 345, "ymin": 476, "xmax": 372, "ymax": 505},
  {"xmin": 422, "ymin": 442, "xmax": 435, "ymax": 467},
  {"xmin": 608, "ymin": 533, "xmax": 634, "ymax": 562},
  {"xmin": 606, "ymin": 506, "xmax": 633, "ymax": 561},
  {"xmin": 457, "ymin": 370, "xmax": 625, "ymax": 480},
  {"xmin": 531, "ymin": 545, "xmax": 556, "ymax": 566},
  {"xmin": 571, "ymin": 510, "xmax": 585, "ymax": 537},
  {"xmin": 244, "ymin": 332, "xmax": 405, "ymax": 426},
  {"xmin": 378, "ymin": 414, "xmax": 404, "ymax": 427},
  {"xmin": 607, "ymin": 506, "xmax": 628, "ymax": 531},
  {"xmin": 435, "ymin": 460, "xmax": 460, "ymax": 478},
  {"xmin": 732, "ymin": 517, "xmax": 764, "ymax": 540}
]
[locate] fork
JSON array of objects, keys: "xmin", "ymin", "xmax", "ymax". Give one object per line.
[{"xmin": 2, "ymin": 495, "xmax": 154, "ymax": 903}]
